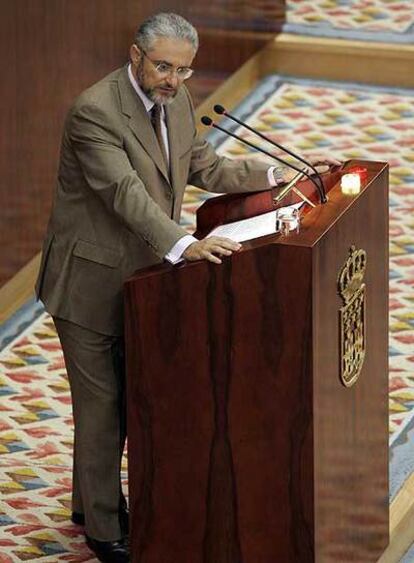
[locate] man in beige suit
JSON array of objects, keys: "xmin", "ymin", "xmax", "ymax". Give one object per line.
[{"xmin": 36, "ymin": 12, "xmax": 338, "ymax": 562}]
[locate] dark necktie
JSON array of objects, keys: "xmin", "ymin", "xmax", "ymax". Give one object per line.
[{"xmin": 150, "ymin": 104, "xmax": 168, "ymax": 168}]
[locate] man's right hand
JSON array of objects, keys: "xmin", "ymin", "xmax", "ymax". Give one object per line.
[{"xmin": 183, "ymin": 236, "xmax": 241, "ymax": 264}]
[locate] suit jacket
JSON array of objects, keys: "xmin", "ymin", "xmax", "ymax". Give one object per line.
[{"xmin": 35, "ymin": 66, "xmax": 270, "ymax": 335}]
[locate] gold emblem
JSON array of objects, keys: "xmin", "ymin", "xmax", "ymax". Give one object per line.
[{"xmin": 338, "ymin": 246, "xmax": 367, "ymax": 387}]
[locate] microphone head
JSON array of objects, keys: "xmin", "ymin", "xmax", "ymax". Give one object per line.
[
  {"xmin": 213, "ymin": 104, "xmax": 226, "ymax": 115},
  {"xmin": 201, "ymin": 116, "xmax": 213, "ymax": 126}
]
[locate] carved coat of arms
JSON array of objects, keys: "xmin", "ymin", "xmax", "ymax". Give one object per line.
[{"xmin": 338, "ymin": 246, "xmax": 367, "ymax": 387}]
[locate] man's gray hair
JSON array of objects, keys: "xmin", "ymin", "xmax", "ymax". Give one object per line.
[{"xmin": 135, "ymin": 13, "xmax": 199, "ymax": 53}]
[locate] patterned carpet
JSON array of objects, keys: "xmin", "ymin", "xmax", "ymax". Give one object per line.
[
  {"xmin": 285, "ymin": 0, "xmax": 414, "ymax": 43},
  {"xmin": 1, "ymin": 75, "xmax": 414, "ymax": 561}
]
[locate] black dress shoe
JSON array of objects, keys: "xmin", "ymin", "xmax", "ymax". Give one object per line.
[
  {"xmin": 71, "ymin": 508, "xmax": 129, "ymax": 534},
  {"xmin": 85, "ymin": 535, "xmax": 129, "ymax": 563}
]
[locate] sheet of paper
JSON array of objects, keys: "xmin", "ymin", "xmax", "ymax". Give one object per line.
[{"xmin": 207, "ymin": 202, "xmax": 303, "ymax": 243}]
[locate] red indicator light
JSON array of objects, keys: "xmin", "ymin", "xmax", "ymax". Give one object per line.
[{"xmin": 347, "ymin": 166, "xmax": 368, "ymax": 181}]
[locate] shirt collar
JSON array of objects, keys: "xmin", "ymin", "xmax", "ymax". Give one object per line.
[{"xmin": 127, "ymin": 63, "xmax": 164, "ymax": 118}]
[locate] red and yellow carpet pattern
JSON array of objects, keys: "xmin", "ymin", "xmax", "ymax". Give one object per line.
[
  {"xmin": 288, "ymin": 0, "xmax": 414, "ymax": 33},
  {"xmin": 285, "ymin": 0, "xmax": 414, "ymax": 43}
]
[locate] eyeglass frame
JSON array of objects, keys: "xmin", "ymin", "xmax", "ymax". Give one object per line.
[{"xmin": 140, "ymin": 48, "xmax": 194, "ymax": 81}]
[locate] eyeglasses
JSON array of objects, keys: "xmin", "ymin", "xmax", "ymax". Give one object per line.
[{"xmin": 141, "ymin": 49, "xmax": 194, "ymax": 80}]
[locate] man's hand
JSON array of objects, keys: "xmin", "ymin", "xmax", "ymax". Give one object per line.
[
  {"xmin": 183, "ymin": 236, "xmax": 241, "ymax": 264},
  {"xmin": 307, "ymin": 154, "xmax": 342, "ymax": 168},
  {"xmin": 277, "ymin": 155, "xmax": 342, "ymax": 184}
]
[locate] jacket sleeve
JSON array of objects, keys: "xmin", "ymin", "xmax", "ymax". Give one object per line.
[
  {"xmin": 182, "ymin": 88, "xmax": 271, "ymax": 193},
  {"xmin": 67, "ymin": 102, "xmax": 187, "ymax": 259}
]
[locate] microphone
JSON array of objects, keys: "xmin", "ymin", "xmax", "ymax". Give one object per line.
[
  {"xmin": 201, "ymin": 116, "xmax": 324, "ymax": 203},
  {"xmin": 213, "ymin": 105, "xmax": 327, "ymax": 204}
]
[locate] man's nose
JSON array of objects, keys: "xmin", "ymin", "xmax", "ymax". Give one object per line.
[{"xmin": 166, "ymin": 72, "xmax": 179, "ymax": 88}]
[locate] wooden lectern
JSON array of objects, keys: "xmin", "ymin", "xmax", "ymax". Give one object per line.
[{"xmin": 124, "ymin": 159, "xmax": 389, "ymax": 562}]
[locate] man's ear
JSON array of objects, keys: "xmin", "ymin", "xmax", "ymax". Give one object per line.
[{"xmin": 129, "ymin": 44, "xmax": 141, "ymax": 66}]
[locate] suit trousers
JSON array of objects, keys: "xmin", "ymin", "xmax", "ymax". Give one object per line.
[{"xmin": 53, "ymin": 317, "xmax": 127, "ymax": 541}]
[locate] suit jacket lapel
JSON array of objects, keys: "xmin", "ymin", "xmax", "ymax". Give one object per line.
[{"xmin": 117, "ymin": 67, "xmax": 170, "ymax": 184}]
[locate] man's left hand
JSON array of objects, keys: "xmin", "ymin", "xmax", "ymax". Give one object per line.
[
  {"xmin": 307, "ymin": 154, "xmax": 342, "ymax": 168},
  {"xmin": 277, "ymin": 155, "xmax": 342, "ymax": 184}
]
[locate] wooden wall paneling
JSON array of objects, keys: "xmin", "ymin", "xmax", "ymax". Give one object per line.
[
  {"xmin": 195, "ymin": 28, "xmax": 274, "ymax": 73},
  {"xmin": 143, "ymin": 0, "xmax": 286, "ymax": 32},
  {"xmin": 0, "ymin": 0, "xmax": 145, "ymax": 287},
  {"xmin": 189, "ymin": 0, "xmax": 286, "ymax": 32}
]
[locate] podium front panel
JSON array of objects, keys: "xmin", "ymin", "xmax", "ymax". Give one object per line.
[{"xmin": 125, "ymin": 161, "xmax": 389, "ymax": 562}]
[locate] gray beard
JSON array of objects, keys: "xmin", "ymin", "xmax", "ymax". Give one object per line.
[
  {"xmin": 148, "ymin": 91, "xmax": 175, "ymax": 106},
  {"xmin": 137, "ymin": 62, "xmax": 177, "ymax": 106}
]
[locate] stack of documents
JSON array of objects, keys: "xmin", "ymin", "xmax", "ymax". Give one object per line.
[{"xmin": 207, "ymin": 202, "xmax": 303, "ymax": 243}]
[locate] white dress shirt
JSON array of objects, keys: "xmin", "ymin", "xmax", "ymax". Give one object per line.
[{"xmin": 127, "ymin": 64, "xmax": 281, "ymax": 264}]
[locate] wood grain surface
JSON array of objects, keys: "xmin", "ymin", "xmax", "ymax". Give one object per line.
[{"xmin": 125, "ymin": 161, "xmax": 389, "ymax": 562}]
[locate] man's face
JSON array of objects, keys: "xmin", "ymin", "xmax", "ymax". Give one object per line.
[{"xmin": 130, "ymin": 37, "xmax": 195, "ymax": 105}]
